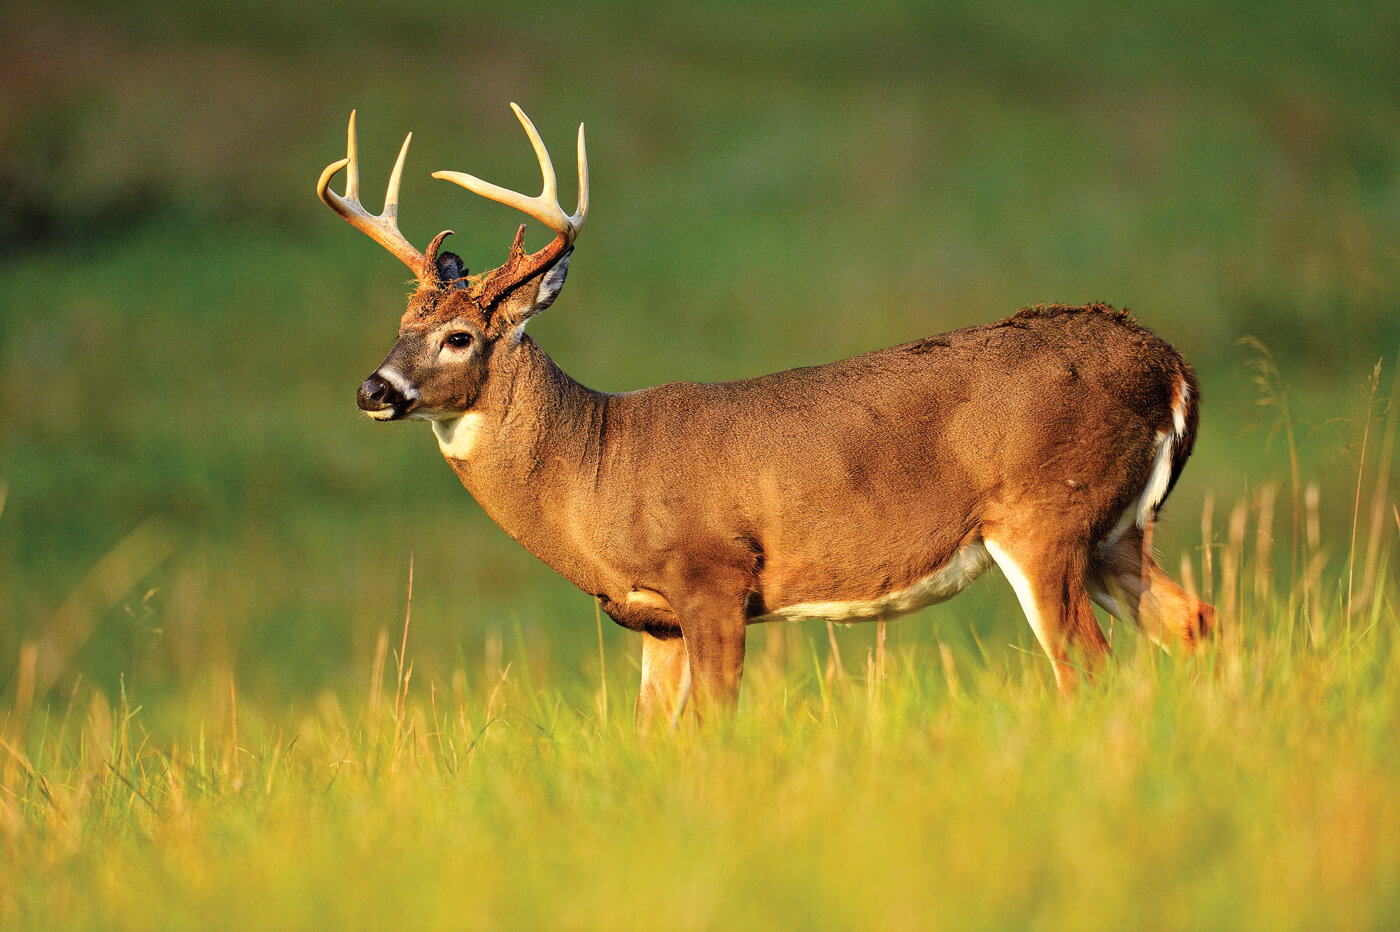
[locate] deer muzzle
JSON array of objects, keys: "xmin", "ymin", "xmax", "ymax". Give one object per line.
[{"xmin": 357, "ymin": 372, "xmax": 410, "ymax": 420}]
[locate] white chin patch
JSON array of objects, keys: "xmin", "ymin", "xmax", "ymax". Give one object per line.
[
  {"xmin": 366, "ymin": 408, "xmax": 399, "ymax": 421},
  {"xmin": 433, "ymin": 412, "xmax": 486, "ymax": 460}
]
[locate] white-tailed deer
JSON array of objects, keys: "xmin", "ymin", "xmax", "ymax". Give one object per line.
[{"xmin": 318, "ymin": 106, "xmax": 1215, "ymax": 725}]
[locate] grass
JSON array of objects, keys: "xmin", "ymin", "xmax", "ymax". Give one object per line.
[
  {"xmin": 2, "ymin": 0, "xmax": 1399, "ymax": 926},
  {"xmin": 2, "ymin": 495, "xmax": 1397, "ymax": 929}
]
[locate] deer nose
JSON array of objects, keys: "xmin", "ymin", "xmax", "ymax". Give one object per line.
[{"xmin": 357, "ymin": 374, "xmax": 403, "ymax": 412}]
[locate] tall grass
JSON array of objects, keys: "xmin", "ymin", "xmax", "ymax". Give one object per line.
[{"xmin": 2, "ymin": 456, "xmax": 1395, "ymax": 928}]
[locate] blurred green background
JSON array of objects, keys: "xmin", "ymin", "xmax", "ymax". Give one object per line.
[{"xmin": 1, "ymin": 0, "xmax": 1396, "ymax": 713}]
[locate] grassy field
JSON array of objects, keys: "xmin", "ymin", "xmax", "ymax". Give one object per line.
[{"xmin": 2, "ymin": 0, "xmax": 1398, "ymax": 927}]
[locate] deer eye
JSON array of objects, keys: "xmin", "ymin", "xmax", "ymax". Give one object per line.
[{"xmin": 444, "ymin": 332, "xmax": 473, "ymax": 349}]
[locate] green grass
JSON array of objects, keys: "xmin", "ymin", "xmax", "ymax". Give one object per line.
[
  {"xmin": 2, "ymin": 0, "xmax": 1399, "ymax": 926},
  {"xmin": 3, "ymin": 530, "xmax": 1397, "ymax": 929}
]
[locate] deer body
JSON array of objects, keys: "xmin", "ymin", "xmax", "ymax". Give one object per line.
[{"xmin": 319, "ymin": 107, "xmax": 1214, "ymax": 724}]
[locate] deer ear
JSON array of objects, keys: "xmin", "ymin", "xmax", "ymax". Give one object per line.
[
  {"xmin": 424, "ymin": 231, "xmax": 469, "ymax": 291},
  {"xmin": 434, "ymin": 251, "xmax": 469, "ymax": 290},
  {"xmin": 531, "ymin": 249, "xmax": 571, "ymax": 312},
  {"xmin": 492, "ymin": 249, "xmax": 571, "ymax": 332}
]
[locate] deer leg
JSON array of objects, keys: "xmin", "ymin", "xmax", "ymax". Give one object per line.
[
  {"xmin": 1089, "ymin": 522, "xmax": 1215, "ymax": 652},
  {"xmin": 675, "ymin": 593, "xmax": 748, "ymax": 720},
  {"xmin": 636, "ymin": 631, "xmax": 692, "ymax": 731},
  {"xmin": 984, "ymin": 537, "xmax": 1110, "ymax": 696}
]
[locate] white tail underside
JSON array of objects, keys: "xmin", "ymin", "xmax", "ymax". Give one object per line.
[{"xmin": 1135, "ymin": 375, "xmax": 1190, "ymax": 528}]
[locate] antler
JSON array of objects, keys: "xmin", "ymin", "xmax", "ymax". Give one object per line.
[
  {"xmin": 433, "ymin": 103, "xmax": 588, "ymax": 308},
  {"xmin": 317, "ymin": 111, "xmax": 431, "ymax": 283}
]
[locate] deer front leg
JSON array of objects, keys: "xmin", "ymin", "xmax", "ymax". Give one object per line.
[
  {"xmin": 636, "ymin": 631, "xmax": 692, "ymax": 731},
  {"xmin": 675, "ymin": 591, "xmax": 748, "ymax": 720}
]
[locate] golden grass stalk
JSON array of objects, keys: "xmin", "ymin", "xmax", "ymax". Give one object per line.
[
  {"xmin": 1346, "ymin": 361, "xmax": 1381, "ymax": 628},
  {"xmin": 1241, "ymin": 337, "xmax": 1303, "ymax": 582},
  {"xmin": 1303, "ymin": 482, "xmax": 1325, "ymax": 644},
  {"xmin": 31, "ymin": 518, "xmax": 174, "ymax": 700},
  {"xmin": 594, "ymin": 599, "xmax": 609, "ymax": 725},
  {"xmin": 938, "ymin": 640, "xmax": 960, "ymax": 704},
  {"xmin": 392, "ymin": 557, "xmax": 415, "ymax": 771},
  {"xmin": 368, "ymin": 628, "xmax": 389, "ymax": 723},
  {"xmin": 876, "ymin": 617, "xmax": 887, "ymax": 687},
  {"xmin": 1200, "ymin": 492, "xmax": 1215, "ymax": 606},
  {"xmin": 1357, "ymin": 357, "xmax": 1398, "ymax": 619},
  {"xmin": 824, "ymin": 620, "xmax": 847, "ymax": 684},
  {"xmin": 229, "ymin": 674, "xmax": 240, "ymax": 786},
  {"xmin": 1255, "ymin": 483, "xmax": 1276, "ymax": 604}
]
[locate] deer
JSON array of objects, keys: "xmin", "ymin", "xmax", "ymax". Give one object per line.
[{"xmin": 317, "ymin": 105, "xmax": 1215, "ymax": 726}]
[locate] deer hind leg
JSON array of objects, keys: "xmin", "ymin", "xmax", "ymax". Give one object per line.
[
  {"xmin": 984, "ymin": 535, "xmax": 1110, "ymax": 696},
  {"xmin": 636, "ymin": 631, "xmax": 692, "ymax": 731},
  {"xmin": 1088, "ymin": 520, "xmax": 1215, "ymax": 653}
]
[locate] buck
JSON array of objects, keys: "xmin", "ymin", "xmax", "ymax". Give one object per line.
[{"xmin": 318, "ymin": 105, "xmax": 1215, "ymax": 725}]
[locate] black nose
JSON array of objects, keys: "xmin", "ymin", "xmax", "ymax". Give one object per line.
[{"xmin": 357, "ymin": 374, "xmax": 403, "ymax": 413}]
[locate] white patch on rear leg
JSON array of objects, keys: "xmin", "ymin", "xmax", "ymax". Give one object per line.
[{"xmin": 984, "ymin": 539, "xmax": 1055, "ymax": 659}]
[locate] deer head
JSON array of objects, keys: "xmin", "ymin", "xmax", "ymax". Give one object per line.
[{"xmin": 317, "ymin": 105, "xmax": 588, "ymax": 421}]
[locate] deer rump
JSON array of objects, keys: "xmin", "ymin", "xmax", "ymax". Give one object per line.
[{"xmin": 589, "ymin": 302, "xmax": 1198, "ymax": 638}]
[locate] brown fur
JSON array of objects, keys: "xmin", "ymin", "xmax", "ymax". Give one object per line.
[
  {"xmin": 330, "ymin": 127, "xmax": 1212, "ymax": 723},
  {"xmin": 361, "ymin": 276, "xmax": 1212, "ymax": 717}
]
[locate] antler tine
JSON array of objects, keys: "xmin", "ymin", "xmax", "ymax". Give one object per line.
[
  {"xmin": 573, "ymin": 121, "xmax": 589, "ymax": 229},
  {"xmin": 317, "ymin": 110, "xmax": 429, "ymax": 281},
  {"xmin": 432, "ymin": 103, "xmax": 588, "ymax": 243},
  {"xmin": 344, "ymin": 109, "xmax": 360, "ymax": 201},
  {"xmin": 514, "ymin": 102, "xmax": 560, "ymax": 218}
]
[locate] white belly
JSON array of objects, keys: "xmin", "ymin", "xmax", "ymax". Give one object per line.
[{"xmin": 753, "ymin": 541, "xmax": 992, "ymax": 624}]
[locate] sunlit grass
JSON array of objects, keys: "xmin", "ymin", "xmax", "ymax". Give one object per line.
[{"xmin": 2, "ymin": 480, "xmax": 1396, "ymax": 929}]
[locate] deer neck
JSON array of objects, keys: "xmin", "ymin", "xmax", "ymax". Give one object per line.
[{"xmin": 430, "ymin": 336, "xmax": 608, "ymax": 589}]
